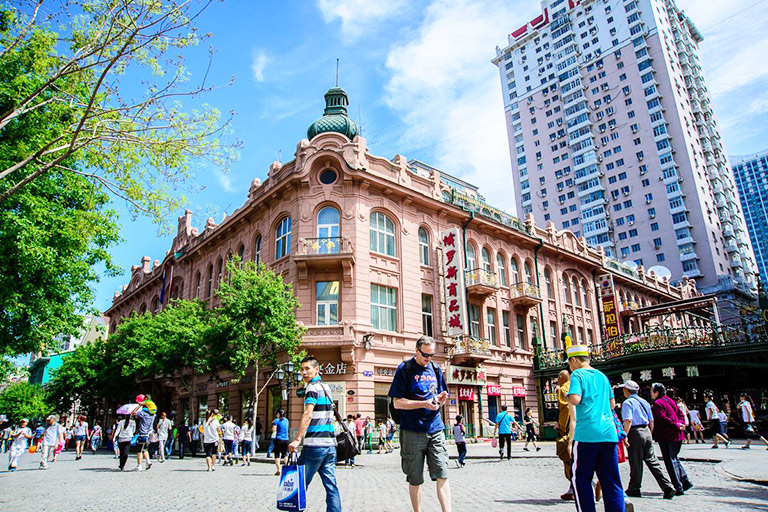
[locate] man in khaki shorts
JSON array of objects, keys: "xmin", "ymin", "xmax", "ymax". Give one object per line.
[{"xmin": 389, "ymin": 336, "xmax": 452, "ymax": 512}]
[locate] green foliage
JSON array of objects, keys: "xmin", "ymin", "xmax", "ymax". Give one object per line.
[
  {"xmin": 0, "ymin": 0, "xmax": 239, "ymax": 224},
  {"xmin": 0, "ymin": 382, "xmax": 51, "ymax": 424},
  {"xmin": 47, "ymin": 262, "xmax": 305, "ymax": 411},
  {"xmin": 216, "ymin": 258, "xmax": 306, "ymax": 377}
]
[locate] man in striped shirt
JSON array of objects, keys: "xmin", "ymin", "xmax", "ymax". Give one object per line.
[{"xmin": 289, "ymin": 356, "xmax": 341, "ymax": 512}]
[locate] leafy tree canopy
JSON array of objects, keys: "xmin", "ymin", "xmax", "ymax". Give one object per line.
[{"xmin": 0, "ymin": 381, "xmax": 51, "ymax": 424}]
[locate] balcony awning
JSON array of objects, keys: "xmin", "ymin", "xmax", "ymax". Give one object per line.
[{"xmin": 628, "ymin": 294, "xmax": 718, "ymax": 320}]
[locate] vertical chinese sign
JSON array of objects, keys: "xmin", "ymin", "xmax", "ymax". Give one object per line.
[
  {"xmin": 598, "ymin": 273, "xmax": 621, "ymax": 340},
  {"xmin": 441, "ymin": 227, "xmax": 467, "ymax": 337}
]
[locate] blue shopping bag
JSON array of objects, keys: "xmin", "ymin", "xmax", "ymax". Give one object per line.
[{"xmin": 276, "ymin": 454, "xmax": 306, "ymax": 511}]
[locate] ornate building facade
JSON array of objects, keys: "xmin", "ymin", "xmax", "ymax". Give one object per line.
[{"xmin": 105, "ymin": 88, "xmax": 696, "ymax": 436}]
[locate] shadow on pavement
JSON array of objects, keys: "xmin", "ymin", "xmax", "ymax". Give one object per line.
[{"xmin": 494, "ymin": 498, "xmax": 566, "ymax": 507}]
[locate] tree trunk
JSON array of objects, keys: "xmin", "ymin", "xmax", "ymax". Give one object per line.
[{"xmin": 251, "ymin": 361, "xmax": 259, "ymax": 457}]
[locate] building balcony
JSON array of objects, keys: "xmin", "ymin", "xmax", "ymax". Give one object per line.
[
  {"xmin": 302, "ymin": 322, "xmax": 356, "ymax": 349},
  {"xmin": 295, "ymin": 237, "xmax": 355, "ymax": 286},
  {"xmin": 509, "ymin": 281, "xmax": 543, "ymax": 308},
  {"xmin": 465, "ymin": 268, "xmax": 499, "ymax": 298},
  {"xmin": 450, "ymin": 335, "xmax": 492, "ymax": 365},
  {"xmin": 725, "ymin": 242, "xmax": 739, "ymax": 253}
]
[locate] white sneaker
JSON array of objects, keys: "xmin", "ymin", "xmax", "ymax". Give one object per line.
[{"xmin": 134, "ymin": 466, "xmax": 144, "ymax": 472}]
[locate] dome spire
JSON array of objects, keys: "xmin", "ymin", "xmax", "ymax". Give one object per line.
[{"xmin": 306, "ymin": 66, "xmax": 359, "ymax": 141}]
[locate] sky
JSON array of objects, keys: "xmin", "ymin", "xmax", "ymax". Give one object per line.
[{"xmin": 92, "ymin": 0, "xmax": 768, "ymax": 313}]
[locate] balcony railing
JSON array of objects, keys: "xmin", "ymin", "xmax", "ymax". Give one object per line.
[
  {"xmin": 299, "ymin": 237, "xmax": 348, "ymax": 255},
  {"xmin": 537, "ymin": 322, "xmax": 768, "ymax": 370},
  {"xmin": 510, "ymin": 282, "xmax": 541, "ymax": 301},
  {"xmin": 452, "ymin": 335, "xmax": 492, "ymax": 357},
  {"xmin": 465, "ymin": 268, "xmax": 498, "ymax": 289}
]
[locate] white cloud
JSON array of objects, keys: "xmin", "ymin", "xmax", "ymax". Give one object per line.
[
  {"xmin": 216, "ymin": 172, "xmax": 234, "ymax": 193},
  {"xmin": 316, "ymin": 0, "xmax": 408, "ymax": 40},
  {"xmin": 251, "ymin": 50, "xmax": 269, "ymax": 82},
  {"xmin": 383, "ymin": 0, "xmax": 537, "ymax": 214}
]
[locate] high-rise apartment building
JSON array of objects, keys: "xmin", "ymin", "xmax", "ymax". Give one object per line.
[
  {"xmin": 731, "ymin": 150, "xmax": 768, "ymax": 287},
  {"xmin": 492, "ymin": 0, "xmax": 756, "ymax": 307}
]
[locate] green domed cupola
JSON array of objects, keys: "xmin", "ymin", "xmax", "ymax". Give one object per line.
[{"xmin": 307, "ymin": 87, "xmax": 359, "ymax": 141}]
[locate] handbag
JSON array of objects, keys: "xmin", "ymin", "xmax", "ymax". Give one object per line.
[
  {"xmin": 321, "ymin": 385, "xmax": 360, "ymax": 462},
  {"xmin": 491, "ymin": 437, "xmax": 498, "ymax": 448},
  {"xmin": 277, "ymin": 453, "xmax": 307, "ymax": 511},
  {"xmin": 129, "ymin": 434, "xmax": 139, "ymax": 447}
]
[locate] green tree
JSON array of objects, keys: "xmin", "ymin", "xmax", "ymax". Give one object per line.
[
  {"xmin": 0, "ymin": 381, "xmax": 51, "ymax": 424},
  {"xmin": 0, "ymin": 169, "xmax": 121, "ymax": 356},
  {"xmin": 0, "ymin": 0, "xmax": 239, "ymax": 222},
  {"xmin": 216, "ymin": 257, "xmax": 305, "ymax": 431}
]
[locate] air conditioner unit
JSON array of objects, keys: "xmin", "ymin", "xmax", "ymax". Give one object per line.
[
  {"xmin": 606, "ymin": 98, "xmax": 612, "ymax": 103},
  {"xmin": 600, "ymin": 127, "xmax": 606, "ymax": 133},
  {"xmin": 646, "ymin": 199, "xmax": 652, "ymax": 204},
  {"xmin": 640, "ymin": 168, "xmax": 647, "ymax": 175},
  {"xmin": 623, "ymin": 191, "xmax": 630, "ymax": 196},
  {"xmin": 649, "ymin": 214, "xmax": 656, "ymax": 218},
  {"xmin": 631, "ymin": 127, "xmax": 638, "ymax": 133},
  {"xmin": 658, "ymin": 176, "xmax": 664, "ymax": 181},
  {"xmin": 597, "ymin": 155, "xmax": 603, "ymax": 162},
  {"xmin": 638, "ymin": 155, "xmax": 644, "ymax": 161},
  {"xmin": 560, "ymin": 199, "xmax": 566, "ymax": 204},
  {"xmin": 599, "ymin": 172, "xmax": 605, "ymax": 177}
]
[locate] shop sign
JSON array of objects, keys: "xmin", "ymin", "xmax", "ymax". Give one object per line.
[
  {"xmin": 362, "ymin": 370, "xmax": 373, "ymax": 377},
  {"xmin": 319, "ymin": 362, "xmax": 348, "ymax": 375},
  {"xmin": 458, "ymin": 386, "xmax": 475, "ymax": 401},
  {"xmin": 639, "ymin": 370, "xmax": 652, "ymax": 381},
  {"xmin": 440, "ymin": 227, "xmax": 467, "ymax": 337},
  {"xmin": 447, "ymin": 365, "xmax": 487, "ymax": 385},
  {"xmin": 510, "ymin": 386, "xmax": 526, "ymax": 397},
  {"xmin": 686, "ymin": 366, "xmax": 699, "ymax": 377},
  {"xmin": 662, "ymin": 367, "xmax": 675, "ymax": 379},
  {"xmin": 216, "ymin": 381, "xmax": 229, "ymax": 388},
  {"xmin": 487, "ymin": 385, "xmax": 502, "ymax": 396},
  {"xmin": 598, "ymin": 273, "xmax": 621, "ymax": 339},
  {"xmin": 376, "ymin": 367, "xmax": 397, "ymax": 377}
]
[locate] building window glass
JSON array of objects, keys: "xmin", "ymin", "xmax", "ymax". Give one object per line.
[
  {"xmin": 215, "ymin": 257, "xmax": 223, "ymax": 289},
  {"xmin": 545, "ymin": 268, "xmax": 553, "ymax": 297},
  {"xmin": 370, "ymin": 212, "xmax": 396, "ymax": 256},
  {"xmin": 563, "ymin": 275, "xmax": 571, "ymax": 304},
  {"xmin": 275, "ymin": 216, "xmax": 292, "ymax": 260},
  {"xmin": 496, "ymin": 254, "xmax": 507, "ymax": 286},
  {"xmin": 422, "ymin": 294, "xmax": 434, "ymax": 337},
  {"xmin": 511, "ymin": 258, "xmax": 520, "ymax": 283},
  {"xmin": 482, "ymin": 248, "xmax": 492, "ymax": 273},
  {"xmin": 371, "ymin": 284, "xmax": 397, "ymax": 331},
  {"xmin": 316, "ymin": 281, "xmax": 339, "ymax": 325},
  {"xmin": 573, "ymin": 277, "xmax": 581, "ymax": 306},
  {"xmin": 317, "ymin": 207, "xmax": 340, "ymax": 253},
  {"xmin": 206, "ymin": 264, "xmax": 213, "ymax": 298},
  {"xmin": 466, "ymin": 244, "xmax": 476, "ymax": 270},
  {"xmin": 487, "ymin": 308, "xmax": 497, "ymax": 344},
  {"xmin": 418, "ymin": 227, "xmax": 430, "ymax": 265},
  {"xmin": 254, "ymin": 235, "xmax": 262, "ymax": 266},
  {"xmin": 469, "ymin": 304, "xmax": 480, "ymax": 338},
  {"xmin": 550, "ymin": 321, "xmax": 558, "ymax": 348},
  {"xmin": 524, "ymin": 262, "xmax": 533, "ymax": 285},
  {"xmin": 516, "ymin": 315, "xmax": 527, "ymax": 350},
  {"xmin": 503, "ymin": 312, "xmax": 511, "ymax": 347},
  {"xmin": 581, "ymin": 280, "xmax": 590, "ymax": 308},
  {"xmin": 194, "ymin": 271, "xmax": 201, "ymax": 299}
]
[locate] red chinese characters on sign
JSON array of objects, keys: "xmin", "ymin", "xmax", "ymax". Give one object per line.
[
  {"xmin": 441, "ymin": 227, "xmax": 466, "ymax": 337},
  {"xmin": 487, "ymin": 385, "xmax": 502, "ymax": 396},
  {"xmin": 458, "ymin": 386, "xmax": 475, "ymax": 401},
  {"xmin": 510, "ymin": 386, "xmax": 526, "ymax": 397},
  {"xmin": 598, "ymin": 273, "xmax": 621, "ymax": 339}
]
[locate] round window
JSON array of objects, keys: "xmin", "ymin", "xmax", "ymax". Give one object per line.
[{"xmin": 319, "ymin": 169, "xmax": 338, "ymax": 184}]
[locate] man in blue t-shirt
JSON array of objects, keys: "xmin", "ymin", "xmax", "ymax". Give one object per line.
[
  {"xmin": 389, "ymin": 336, "xmax": 452, "ymax": 512},
  {"xmin": 493, "ymin": 405, "xmax": 521, "ymax": 460},
  {"xmin": 566, "ymin": 344, "xmax": 625, "ymax": 512}
]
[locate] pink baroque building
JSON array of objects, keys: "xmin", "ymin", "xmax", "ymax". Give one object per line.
[{"xmin": 105, "ymin": 87, "xmax": 696, "ymax": 436}]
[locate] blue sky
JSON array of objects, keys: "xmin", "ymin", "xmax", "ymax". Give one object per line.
[{"xmin": 92, "ymin": 0, "xmax": 768, "ymax": 313}]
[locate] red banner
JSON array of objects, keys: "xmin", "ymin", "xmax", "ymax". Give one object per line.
[
  {"xmin": 458, "ymin": 386, "xmax": 475, "ymax": 401},
  {"xmin": 510, "ymin": 386, "xmax": 526, "ymax": 397},
  {"xmin": 487, "ymin": 385, "xmax": 501, "ymax": 396}
]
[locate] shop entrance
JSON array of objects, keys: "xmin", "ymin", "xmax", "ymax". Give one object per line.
[
  {"xmin": 459, "ymin": 400, "xmax": 476, "ymax": 438},
  {"xmin": 487, "ymin": 395, "xmax": 498, "ymax": 423},
  {"xmin": 266, "ymin": 385, "xmax": 283, "ymax": 422}
]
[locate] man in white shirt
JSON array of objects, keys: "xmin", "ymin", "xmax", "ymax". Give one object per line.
[
  {"xmin": 156, "ymin": 412, "xmax": 173, "ymax": 462},
  {"xmin": 40, "ymin": 415, "xmax": 63, "ymax": 469},
  {"xmin": 704, "ymin": 394, "xmax": 730, "ymax": 448},
  {"xmin": 220, "ymin": 416, "xmax": 237, "ymax": 466}
]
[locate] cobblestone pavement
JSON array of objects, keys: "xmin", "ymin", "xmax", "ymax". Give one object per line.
[{"xmin": 1, "ymin": 442, "xmax": 767, "ymax": 511}]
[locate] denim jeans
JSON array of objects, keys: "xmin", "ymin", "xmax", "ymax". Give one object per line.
[{"xmin": 298, "ymin": 445, "xmax": 341, "ymax": 512}]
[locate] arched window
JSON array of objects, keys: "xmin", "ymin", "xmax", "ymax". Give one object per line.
[
  {"xmin": 418, "ymin": 227, "xmax": 430, "ymax": 265},
  {"xmin": 573, "ymin": 277, "xmax": 581, "ymax": 306},
  {"xmin": 544, "ymin": 268, "xmax": 553, "ymax": 297},
  {"xmin": 151, "ymin": 296, "xmax": 160, "ymax": 314},
  {"xmin": 466, "ymin": 243, "xmax": 476, "ymax": 270},
  {"xmin": 275, "ymin": 216, "xmax": 292, "ymax": 259},
  {"xmin": 194, "ymin": 271, "xmax": 201, "ymax": 299},
  {"xmin": 254, "ymin": 235, "xmax": 262, "ymax": 266},
  {"xmin": 481, "ymin": 248, "xmax": 492, "ymax": 272},
  {"xmin": 139, "ymin": 303, "xmax": 147, "ymax": 315},
  {"xmin": 317, "ymin": 206, "xmax": 340, "ymax": 254},
  {"xmin": 237, "ymin": 243, "xmax": 245, "ymax": 263},
  {"xmin": 563, "ymin": 275, "xmax": 571, "ymax": 304},
  {"xmin": 496, "ymin": 253, "xmax": 507, "ymax": 286},
  {"xmin": 369, "ymin": 212, "xmax": 395, "ymax": 256},
  {"xmin": 524, "ymin": 262, "xmax": 533, "ymax": 285},
  {"xmin": 582, "ymin": 280, "xmax": 590, "ymax": 308},
  {"xmin": 206, "ymin": 263, "xmax": 214, "ymax": 298},
  {"xmin": 215, "ymin": 257, "xmax": 224, "ymax": 289},
  {"xmin": 511, "ymin": 258, "xmax": 520, "ymax": 284}
]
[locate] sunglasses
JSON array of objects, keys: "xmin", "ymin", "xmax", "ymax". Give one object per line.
[{"xmin": 418, "ymin": 349, "xmax": 436, "ymax": 359}]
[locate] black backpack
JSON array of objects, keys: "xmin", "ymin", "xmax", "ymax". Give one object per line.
[{"xmin": 388, "ymin": 359, "xmax": 446, "ymax": 424}]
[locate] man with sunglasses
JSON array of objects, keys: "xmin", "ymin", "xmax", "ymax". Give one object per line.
[{"xmin": 389, "ymin": 335, "xmax": 452, "ymax": 512}]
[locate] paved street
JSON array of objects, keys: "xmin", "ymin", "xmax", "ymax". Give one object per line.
[{"xmin": 1, "ymin": 441, "xmax": 767, "ymax": 511}]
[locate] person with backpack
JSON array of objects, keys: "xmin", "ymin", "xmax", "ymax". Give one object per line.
[{"xmin": 388, "ymin": 335, "xmax": 452, "ymax": 512}]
